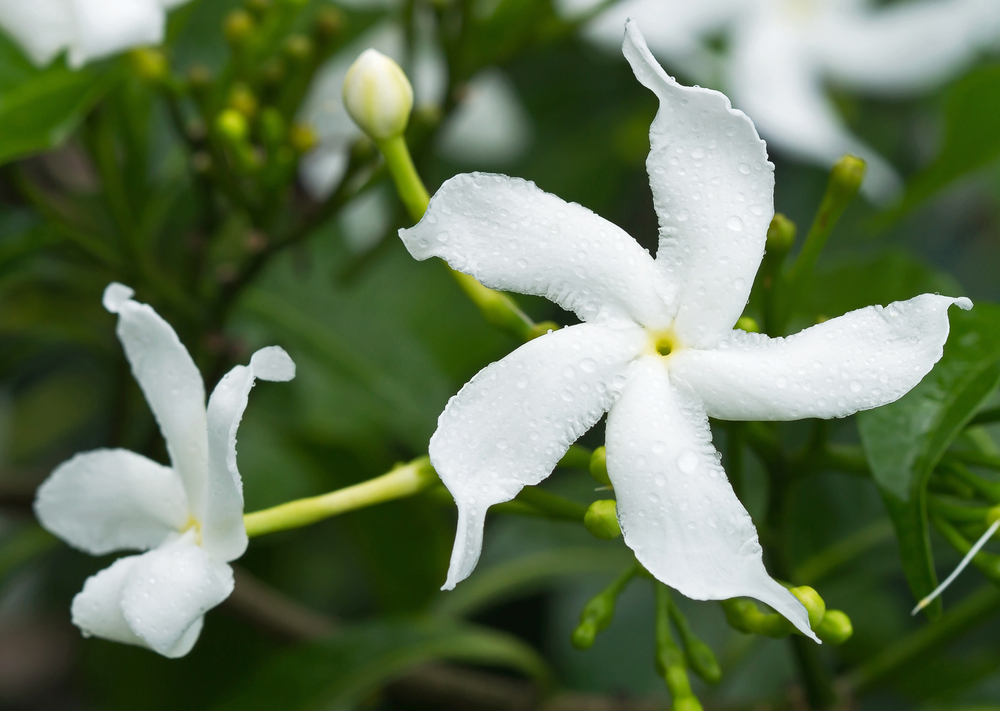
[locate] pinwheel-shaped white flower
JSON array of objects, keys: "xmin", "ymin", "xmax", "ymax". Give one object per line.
[
  {"xmin": 0, "ymin": 0, "xmax": 189, "ymax": 69},
  {"xmin": 569, "ymin": 0, "xmax": 1000, "ymax": 202},
  {"xmin": 34, "ymin": 284, "xmax": 295, "ymax": 657},
  {"xmin": 399, "ymin": 21, "xmax": 970, "ymax": 637}
]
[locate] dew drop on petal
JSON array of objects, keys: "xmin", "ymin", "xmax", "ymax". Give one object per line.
[
  {"xmin": 727, "ymin": 216, "xmax": 743, "ymax": 232},
  {"xmin": 676, "ymin": 449, "xmax": 699, "ymax": 474},
  {"xmin": 850, "ymin": 380, "xmax": 863, "ymax": 393}
]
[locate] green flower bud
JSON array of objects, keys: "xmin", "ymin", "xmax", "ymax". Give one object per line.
[
  {"xmin": 289, "ymin": 123, "xmax": 318, "ymax": 153},
  {"xmin": 128, "ymin": 48, "xmax": 168, "ymax": 84},
  {"xmin": 284, "ymin": 34, "xmax": 314, "ymax": 62},
  {"xmin": 571, "ymin": 593, "xmax": 614, "ymax": 650},
  {"xmin": 735, "ymin": 316, "xmax": 759, "ymax": 333},
  {"xmin": 188, "ymin": 64, "xmax": 212, "ymax": 90},
  {"xmin": 816, "ymin": 609, "xmax": 853, "ymax": 645},
  {"xmin": 684, "ymin": 637, "xmax": 721, "ymax": 684},
  {"xmin": 590, "ymin": 446, "xmax": 611, "ymax": 486},
  {"xmin": 790, "ymin": 586, "xmax": 826, "ymax": 630},
  {"xmin": 829, "ymin": 154, "xmax": 866, "ymax": 202},
  {"xmin": 224, "ymin": 9, "xmax": 254, "ymax": 44},
  {"xmin": 260, "ymin": 57, "xmax": 286, "ymax": 86},
  {"xmin": 314, "ymin": 6, "xmax": 345, "ymax": 41},
  {"xmin": 246, "ymin": 0, "xmax": 270, "ymax": 15},
  {"xmin": 584, "ymin": 500, "xmax": 621, "ymax": 540},
  {"xmin": 228, "ymin": 83, "xmax": 258, "ymax": 118},
  {"xmin": 765, "ymin": 212, "xmax": 796, "ymax": 254},
  {"xmin": 527, "ymin": 320, "xmax": 558, "ymax": 340},
  {"xmin": 216, "ymin": 109, "xmax": 249, "ymax": 143},
  {"xmin": 342, "ymin": 49, "xmax": 413, "ymax": 141}
]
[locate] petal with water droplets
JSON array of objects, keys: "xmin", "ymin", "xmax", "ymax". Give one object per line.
[
  {"xmin": 606, "ymin": 356, "xmax": 815, "ymax": 639},
  {"xmin": 669, "ymin": 294, "xmax": 972, "ymax": 420},
  {"xmin": 434, "ymin": 321, "xmax": 646, "ymax": 590}
]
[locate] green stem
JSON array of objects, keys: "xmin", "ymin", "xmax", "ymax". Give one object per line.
[
  {"xmin": 938, "ymin": 461, "xmax": 1000, "ymax": 503},
  {"xmin": 793, "ymin": 519, "xmax": 894, "ymax": 586},
  {"xmin": 377, "ymin": 131, "xmax": 545, "ymax": 342},
  {"xmin": 243, "ymin": 457, "xmax": 438, "ymax": 537},
  {"xmin": 514, "ymin": 487, "xmax": 588, "ymax": 522},
  {"xmin": 968, "ymin": 406, "xmax": 1000, "ymax": 427},
  {"xmin": 849, "ymin": 584, "xmax": 1000, "ymax": 692}
]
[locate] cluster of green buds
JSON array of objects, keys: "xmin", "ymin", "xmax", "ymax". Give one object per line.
[{"xmin": 573, "ymin": 448, "xmax": 853, "ymax": 710}]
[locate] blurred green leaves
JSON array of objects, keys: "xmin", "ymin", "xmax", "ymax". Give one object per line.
[
  {"xmin": 859, "ymin": 304, "xmax": 1000, "ymax": 616},
  {"xmin": 212, "ymin": 617, "xmax": 549, "ymax": 711}
]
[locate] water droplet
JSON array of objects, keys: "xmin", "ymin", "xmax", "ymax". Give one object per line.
[
  {"xmin": 677, "ymin": 210, "xmax": 690, "ymax": 222},
  {"xmin": 496, "ymin": 439, "xmax": 508, "ymax": 450},
  {"xmin": 734, "ymin": 277, "xmax": 746, "ymax": 290},
  {"xmin": 580, "ymin": 358, "xmax": 597, "ymax": 373},
  {"xmin": 436, "ymin": 231, "xmax": 450, "ymax": 243},
  {"xmin": 739, "ymin": 163, "xmax": 751, "ymax": 175},
  {"xmin": 776, "ymin": 376, "xmax": 787, "ymax": 389},
  {"xmin": 516, "ymin": 374, "xmax": 530, "ymax": 389},
  {"xmin": 676, "ymin": 449, "xmax": 699, "ymax": 473},
  {"xmin": 651, "ymin": 441, "xmax": 665, "ymax": 454},
  {"xmin": 691, "ymin": 148, "xmax": 705, "ymax": 159},
  {"xmin": 850, "ymin": 380, "xmax": 863, "ymax": 393},
  {"xmin": 727, "ymin": 216, "xmax": 743, "ymax": 231}
]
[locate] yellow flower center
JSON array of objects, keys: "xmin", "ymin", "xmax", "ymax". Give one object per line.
[{"xmin": 647, "ymin": 329, "xmax": 680, "ymax": 359}]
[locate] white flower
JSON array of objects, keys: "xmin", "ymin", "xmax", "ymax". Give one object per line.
[
  {"xmin": 0, "ymin": 0, "xmax": 190, "ymax": 69},
  {"xmin": 567, "ymin": 0, "xmax": 1000, "ymax": 202},
  {"xmin": 33, "ymin": 283, "xmax": 295, "ymax": 657},
  {"xmin": 399, "ymin": 21, "xmax": 971, "ymax": 637},
  {"xmin": 342, "ymin": 48, "xmax": 415, "ymax": 142}
]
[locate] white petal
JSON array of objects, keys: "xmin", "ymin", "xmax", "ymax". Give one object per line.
[
  {"xmin": 0, "ymin": 0, "xmax": 74, "ymax": 66},
  {"xmin": 67, "ymin": 0, "xmax": 164, "ymax": 68},
  {"xmin": 120, "ymin": 536, "xmax": 233, "ymax": 657},
  {"xmin": 623, "ymin": 20, "xmax": 774, "ymax": 348},
  {"xmin": 435, "ymin": 322, "xmax": 646, "ymax": 589},
  {"xmin": 159, "ymin": 0, "xmax": 190, "ymax": 9},
  {"xmin": 399, "ymin": 172, "xmax": 675, "ymax": 327},
  {"xmin": 670, "ymin": 295, "xmax": 972, "ymax": 421},
  {"xmin": 203, "ymin": 347, "xmax": 295, "ymax": 561},
  {"xmin": 102, "ymin": 284, "xmax": 209, "ymax": 519},
  {"xmin": 299, "ymin": 143, "xmax": 351, "ymax": 201},
  {"xmin": 815, "ymin": 0, "xmax": 1000, "ymax": 95},
  {"xmin": 34, "ymin": 449, "xmax": 188, "ymax": 555},
  {"xmin": 70, "ymin": 554, "xmax": 206, "ymax": 657},
  {"xmin": 437, "ymin": 69, "xmax": 532, "ymax": 167},
  {"xmin": 606, "ymin": 356, "xmax": 816, "ymax": 640},
  {"xmin": 727, "ymin": 13, "xmax": 901, "ymax": 204}
]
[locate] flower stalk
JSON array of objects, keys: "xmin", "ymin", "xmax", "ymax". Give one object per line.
[{"xmin": 244, "ymin": 456, "xmax": 439, "ymax": 538}]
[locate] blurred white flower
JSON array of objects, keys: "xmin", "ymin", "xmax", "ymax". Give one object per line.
[
  {"xmin": 34, "ymin": 283, "xmax": 295, "ymax": 658},
  {"xmin": 0, "ymin": 0, "xmax": 190, "ymax": 69},
  {"xmin": 297, "ymin": 22, "xmax": 531, "ymax": 201},
  {"xmin": 400, "ymin": 21, "xmax": 969, "ymax": 634},
  {"xmin": 567, "ymin": 0, "xmax": 1000, "ymax": 203}
]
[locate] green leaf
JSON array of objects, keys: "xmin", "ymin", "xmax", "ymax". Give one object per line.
[
  {"xmin": 0, "ymin": 35, "xmax": 118, "ymax": 166},
  {"xmin": 884, "ymin": 63, "xmax": 1000, "ymax": 222},
  {"xmin": 211, "ymin": 618, "xmax": 550, "ymax": 711},
  {"xmin": 858, "ymin": 304, "xmax": 1000, "ymax": 616}
]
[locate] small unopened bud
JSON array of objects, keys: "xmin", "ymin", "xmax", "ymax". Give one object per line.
[
  {"xmin": 314, "ymin": 6, "xmax": 345, "ymax": 41},
  {"xmin": 527, "ymin": 320, "xmax": 558, "ymax": 340},
  {"xmin": 188, "ymin": 64, "xmax": 212, "ymax": 89},
  {"xmin": 735, "ymin": 316, "xmax": 759, "ymax": 333},
  {"xmin": 260, "ymin": 57, "xmax": 286, "ymax": 86},
  {"xmin": 585, "ymin": 500, "xmax": 621, "ymax": 540},
  {"xmin": 289, "ymin": 123, "xmax": 318, "ymax": 153},
  {"xmin": 128, "ymin": 48, "xmax": 168, "ymax": 83},
  {"xmin": 216, "ymin": 109, "xmax": 249, "ymax": 143},
  {"xmin": 228, "ymin": 83, "xmax": 258, "ymax": 118},
  {"xmin": 790, "ymin": 586, "xmax": 826, "ymax": 630},
  {"xmin": 284, "ymin": 34, "xmax": 314, "ymax": 62},
  {"xmin": 684, "ymin": 637, "xmax": 721, "ymax": 684},
  {"xmin": 246, "ymin": 0, "xmax": 270, "ymax": 15},
  {"xmin": 342, "ymin": 49, "xmax": 413, "ymax": 141},
  {"xmin": 259, "ymin": 108, "xmax": 286, "ymax": 147},
  {"xmin": 571, "ymin": 593, "xmax": 614, "ymax": 650},
  {"xmin": 224, "ymin": 9, "xmax": 254, "ymax": 44},
  {"xmin": 766, "ymin": 213, "xmax": 796, "ymax": 254},
  {"xmin": 829, "ymin": 155, "xmax": 866, "ymax": 202},
  {"xmin": 590, "ymin": 446, "xmax": 611, "ymax": 486},
  {"xmin": 816, "ymin": 609, "xmax": 853, "ymax": 645}
]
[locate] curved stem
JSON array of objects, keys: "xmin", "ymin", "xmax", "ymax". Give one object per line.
[{"xmin": 244, "ymin": 457, "xmax": 438, "ymax": 538}]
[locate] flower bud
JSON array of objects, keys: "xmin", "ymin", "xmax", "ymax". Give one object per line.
[
  {"xmin": 289, "ymin": 123, "xmax": 318, "ymax": 153},
  {"xmin": 790, "ymin": 586, "xmax": 826, "ymax": 630},
  {"xmin": 314, "ymin": 6, "xmax": 345, "ymax": 41},
  {"xmin": 128, "ymin": 48, "xmax": 168, "ymax": 84},
  {"xmin": 829, "ymin": 154, "xmax": 866, "ymax": 202},
  {"xmin": 228, "ymin": 83, "xmax": 258, "ymax": 118},
  {"xmin": 765, "ymin": 213, "xmax": 796, "ymax": 254},
  {"xmin": 216, "ymin": 109, "xmax": 249, "ymax": 143},
  {"xmin": 188, "ymin": 64, "xmax": 212, "ymax": 90},
  {"xmin": 224, "ymin": 9, "xmax": 254, "ymax": 44},
  {"xmin": 342, "ymin": 49, "xmax": 414, "ymax": 141},
  {"xmin": 527, "ymin": 320, "xmax": 558, "ymax": 340},
  {"xmin": 284, "ymin": 34, "xmax": 314, "ymax": 62},
  {"xmin": 735, "ymin": 316, "xmax": 759, "ymax": 333},
  {"xmin": 585, "ymin": 500, "xmax": 621, "ymax": 540},
  {"xmin": 816, "ymin": 609, "xmax": 853, "ymax": 645},
  {"xmin": 571, "ymin": 592, "xmax": 614, "ymax": 650},
  {"xmin": 590, "ymin": 446, "xmax": 611, "ymax": 486},
  {"xmin": 683, "ymin": 636, "xmax": 721, "ymax": 684}
]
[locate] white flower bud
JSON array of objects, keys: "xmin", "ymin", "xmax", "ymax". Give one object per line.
[{"xmin": 342, "ymin": 49, "xmax": 413, "ymax": 141}]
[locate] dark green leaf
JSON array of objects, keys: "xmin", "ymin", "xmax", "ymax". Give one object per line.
[
  {"xmin": 884, "ymin": 64, "xmax": 1000, "ymax": 222},
  {"xmin": 858, "ymin": 303, "xmax": 1000, "ymax": 616},
  {"xmin": 211, "ymin": 618, "xmax": 550, "ymax": 711}
]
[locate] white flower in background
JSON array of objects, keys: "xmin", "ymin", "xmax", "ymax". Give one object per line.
[
  {"xmin": 0, "ymin": 0, "xmax": 190, "ymax": 69},
  {"xmin": 297, "ymin": 22, "xmax": 531, "ymax": 202},
  {"xmin": 34, "ymin": 283, "xmax": 295, "ymax": 658},
  {"xmin": 565, "ymin": 0, "xmax": 1000, "ymax": 203},
  {"xmin": 400, "ymin": 21, "xmax": 970, "ymax": 636}
]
